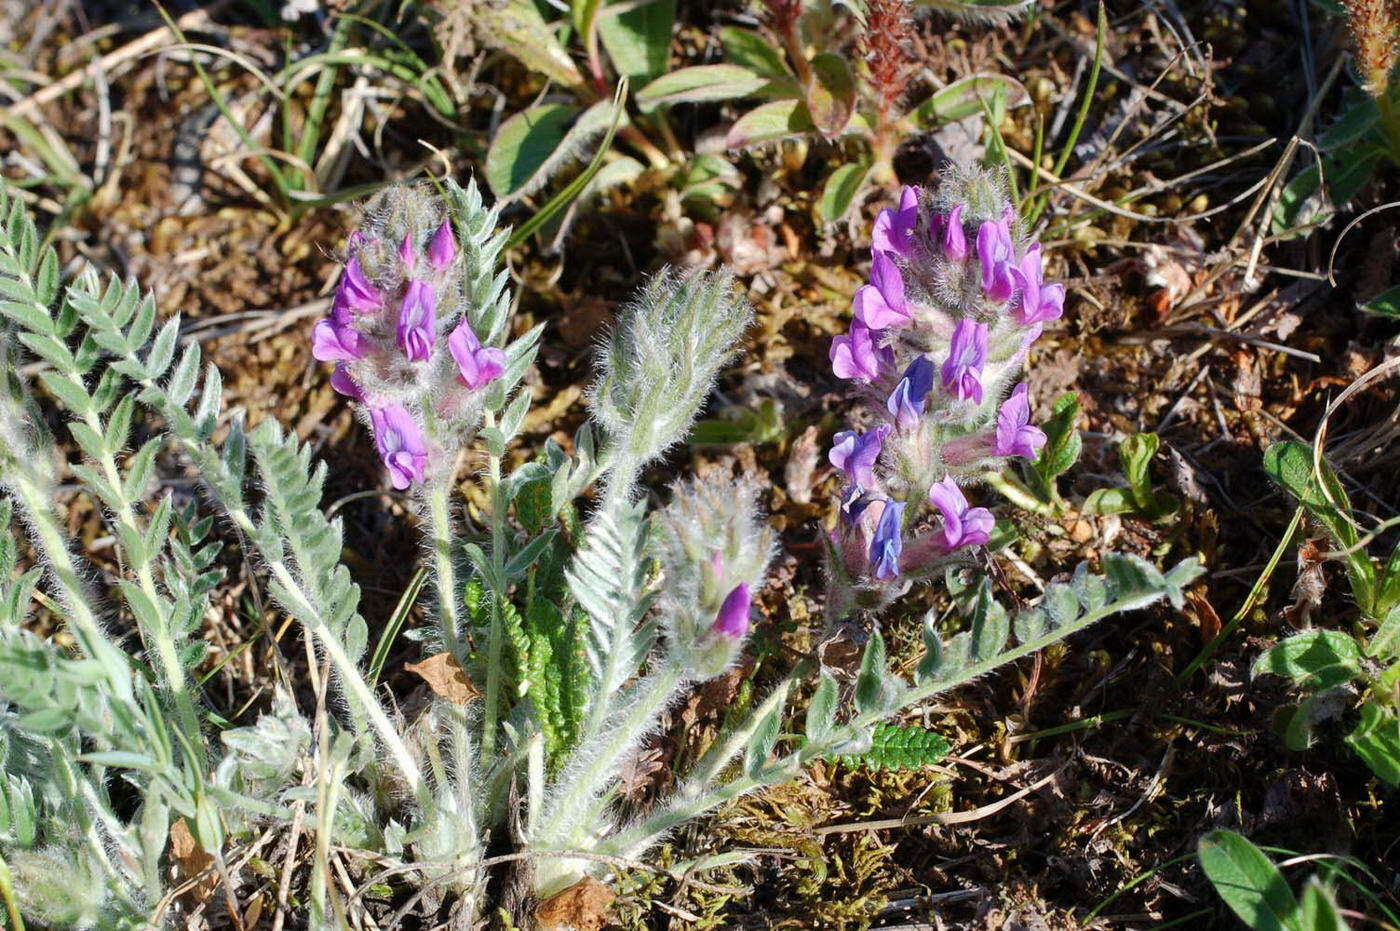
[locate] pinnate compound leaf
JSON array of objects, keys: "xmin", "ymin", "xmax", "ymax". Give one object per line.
[{"xmin": 838, "ymin": 722, "xmax": 950, "ymax": 771}]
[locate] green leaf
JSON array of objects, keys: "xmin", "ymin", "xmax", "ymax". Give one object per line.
[
  {"xmin": 725, "ymin": 99, "xmax": 814, "ymax": 148},
  {"xmin": 597, "ymin": 0, "xmax": 675, "ymax": 83},
  {"xmin": 968, "ymin": 582, "xmax": 1010, "ymax": 662},
  {"xmin": 805, "ymin": 671, "xmax": 838, "ymax": 741},
  {"xmin": 636, "ymin": 64, "xmax": 770, "ymax": 112},
  {"xmin": 1271, "ymin": 147, "xmax": 1379, "ymax": 237},
  {"xmin": 1253, "ymin": 630, "xmax": 1363, "ymax": 688},
  {"xmin": 38, "ymin": 371, "xmax": 91, "ymax": 414},
  {"xmin": 1360, "ymin": 283, "xmax": 1400, "ymax": 318},
  {"xmin": 1298, "ymin": 879, "xmax": 1350, "ymax": 931},
  {"xmin": 804, "ymin": 53, "xmax": 856, "ymax": 139},
  {"xmin": 838, "ymin": 722, "xmax": 950, "ymax": 771},
  {"xmin": 854, "ymin": 629, "xmax": 888, "ymax": 715},
  {"xmin": 1320, "ymin": 93, "xmax": 1380, "ymax": 150},
  {"xmin": 1028, "ymin": 392, "xmax": 1081, "ymax": 500},
  {"xmin": 1263, "ymin": 441, "xmax": 1375, "ymax": 611},
  {"xmin": 817, "ymin": 161, "xmax": 871, "ymax": 223},
  {"xmin": 477, "ymin": 0, "xmax": 583, "ymax": 87},
  {"xmin": 745, "ymin": 701, "xmax": 782, "ymax": 776},
  {"xmin": 908, "ymin": 73, "xmax": 1029, "ymax": 127},
  {"xmin": 485, "ymin": 101, "xmax": 620, "ymax": 200},
  {"xmin": 719, "ymin": 27, "xmax": 790, "ymax": 80},
  {"xmin": 1345, "ymin": 701, "xmax": 1400, "ymax": 786},
  {"xmin": 1197, "ymin": 829, "xmax": 1303, "ymax": 931},
  {"xmin": 1370, "ymin": 604, "xmax": 1400, "ymax": 660}
]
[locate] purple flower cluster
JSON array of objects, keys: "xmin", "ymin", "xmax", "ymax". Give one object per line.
[
  {"xmin": 311, "ymin": 214, "xmax": 506, "ymax": 490},
  {"xmin": 825, "ymin": 170, "xmax": 1065, "ymax": 587}
]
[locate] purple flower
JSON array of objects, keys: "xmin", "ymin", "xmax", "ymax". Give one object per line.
[
  {"xmin": 976, "ymin": 218, "xmax": 1015, "ymax": 302},
  {"xmin": 829, "ymin": 424, "xmax": 891, "ymax": 489},
  {"xmin": 869, "ymin": 498, "xmax": 906, "ymax": 580},
  {"xmin": 369, "ymin": 405, "xmax": 428, "ymax": 490},
  {"xmin": 447, "ymin": 321, "xmax": 507, "ymax": 390},
  {"xmin": 853, "ymin": 250, "xmax": 911, "ymax": 330},
  {"xmin": 397, "ymin": 279, "xmax": 437, "ymax": 362},
  {"xmin": 329, "ymin": 364, "xmax": 364, "ymax": 401},
  {"xmin": 940, "ymin": 319, "xmax": 987, "ymax": 404},
  {"xmin": 312, "ymin": 317, "xmax": 367, "ymax": 362},
  {"xmin": 1009, "ymin": 244, "xmax": 1065, "ymax": 326},
  {"xmin": 933, "ymin": 204, "xmax": 968, "ymax": 262},
  {"xmin": 398, "ymin": 234, "xmax": 417, "ymax": 276},
  {"xmin": 830, "ymin": 318, "xmax": 890, "ymax": 382},
  {"xmin": 840, "ymin": 484, "xmax": 874, "ymax": 523},
  {"xmin": 993, "ymin": 382, "xmax": 1046, "ymax": 459},
  {"xmin": 928, "ymin": 476, "xmax": 993, "ymax": 552},
  {"xmin": 886, "ymin": 355, "xmax": 935, "ymax": 432},
  {"xmin": 428, "ymin": 219, "xmax": 457, "ymax": 272},
  {"xmin": 872, "ymin": 185, "xmax": 920, "ymax": 258},
  {"xmin": 332, "ymin": 256, "xmax": 382, "ymax": 322},
  {"xmin": 711, "ymin": 584, "xmax": 752, "ymax": 640}
]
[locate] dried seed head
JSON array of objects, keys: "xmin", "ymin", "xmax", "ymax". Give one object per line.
[{"xmin": 1344, "ymin": 0, "xmax": 1400, "ymax": 99}]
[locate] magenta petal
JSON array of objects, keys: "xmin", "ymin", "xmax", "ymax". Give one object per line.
[
  {"xmin": 943, "ymin": 204, "xmax": 967, "ymax": 262},
  {"xmin": 830, "ymin": 319, "xmax": 883, "ymax": 382},
  {"xmin": 369, "ymin": 404, "xmax": 428, "ymax": 489},
  {"xmin": 329, "ymin": 364, "xmax": 364, "ymax": 401},
  {"xmin": 447, "ymin": 321, "xmax": 505, "ymax": 390},
  {"xmin": 312, "ymin": 318, "xmax": 366, "ymax": 362},
  {"xmin": 397, "ymin": 280, "xmax": 437, "ymax": 362},
  {"xmin": 711, "ymin": 584, "xmax": 752, "ymax": 639},
  {"xmin": 428, "ymin": 219, "xmax": 457, "ymax": 272},
  {"xmin": 336, "ymin": 256, "xmax": 382, "ymax": 318},
  {"xmin": 940, "ymin": 319, "xmax": 987, "ymax": 403}
]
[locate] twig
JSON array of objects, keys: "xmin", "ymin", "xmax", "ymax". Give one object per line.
[
  {"xmin": 8, "ymin": 5, "xmax": 223, "ymax": 120},
  {"xmin": 812, "ymin": 763, "xmax": 1068, "ymax": 835}
]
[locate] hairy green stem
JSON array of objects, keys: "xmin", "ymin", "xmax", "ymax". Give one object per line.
[
  {"xmin": 424, "ymin": 479, "xmax": 464, "ymax": 660},
  {"xmin": 539, "ymin": 663, "xmax": 684, "ymax": 851},
  {"xmin": 6, "ymin": 467, "xmax": 131, "ymax": 701},
  {"xmin": 478, "ymin": 410, "xmax": 508, "ymax": 765},
  {"xmin": 267, "ymin": 559, "xmax": 427, "ymax": 803}
]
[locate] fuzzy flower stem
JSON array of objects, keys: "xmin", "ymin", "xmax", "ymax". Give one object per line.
[
  {"xmin": 477, "ymin": 408, "xmax": 509, "ymax": 765},
  {"xmin": 605, "ymin": 583, "xmax": 1168, "ymax": 861},
  {"xmin": 538, "ymin": 662, "xmax": 685, "ymax": 853},
  {"xmin": 5, "ymin": 467, "xmax": 131, "ymax": 701},
  {"xmin": 424, "ymin": 477, "xmax": 465, "ymax": 661},
  {"xmin": 268, "ymin": 558, "xmax": 427, "ymax": 802}
]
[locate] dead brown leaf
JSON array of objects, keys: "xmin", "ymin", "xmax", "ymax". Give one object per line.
[
  {"xmin": 169, "ymin": 817, "xmax": 218, "ymax": 905},
  {"xmin": 535, "ymin": 876, "xmax": 617, "ymax": 931},
  {"xmin": 404, "ymin": 652, "xmax": 481, "ymax": 704}
]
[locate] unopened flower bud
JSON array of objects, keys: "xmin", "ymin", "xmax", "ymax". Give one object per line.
[
  {"xmin": 711, "ymin": 584, "xmax": 751, "ymax": 639},
  {"xmin": 428, "ymin": 219, "xmax": 457, "ymax": 272}
]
